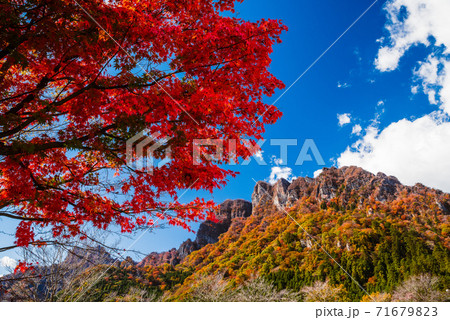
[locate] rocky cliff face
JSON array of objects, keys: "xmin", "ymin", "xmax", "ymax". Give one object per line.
[
  {"xmin": 137, "ymin": 199, "xmax": 252, "ymax": 267},
  {"xmin": 139, "ymin": 166, "xmax": 449, "ymax": 268},
  {"xmin": 170, "ymin": 166, "xmax": 449, "ymax": 301},
  {"xmin": 195, "ymin": 199, "xmax": 252, "ymax": 246},
  {"xmin": 252, "ymin": 178, "xmax": 291, "ymax": 210},
  {"xmin": 251, "ymin": 166, "xmax": 448, "ymax": 211},
  {"xmin": 63, "ymin": 246, "xmax": 117, "ymax": 269}
]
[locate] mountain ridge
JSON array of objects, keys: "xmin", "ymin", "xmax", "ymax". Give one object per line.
[
  {"xmin": 138, "ymin": 166, "xmax": 450, "ymax": 269},
  {"xmin": 166, "ymin": 166, "xmax": 449, "ymax": 300},
  {"xmin": 137, "ymin": 199, "xmax": 253, "ymax": 267},
  {"xmin": 5, "ymin": 166, "xmax": 448, "ymax": 301}
]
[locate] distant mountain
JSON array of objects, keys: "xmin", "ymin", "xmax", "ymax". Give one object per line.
[
  {"xmin": 62, "ymin": 246, "xmax": 117, "ymax": 268},
  {"xmin": 0, "ymin": 246, "xmax": 121, "ymax": 301}
]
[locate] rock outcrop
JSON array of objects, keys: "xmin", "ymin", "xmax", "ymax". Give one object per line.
[
  {"xmin": 251, "ymin": 166, "xmax": 447, "ymax": 210},
  {"xmin": 63, "ymin": 246, "xmax": 117, "ymax": 269},
  {"xmin": 140, "ymin": 166, "xmax": 450, "ymax": 268},
  {"xmin": 286, "ymin": 176, "xmax": 314, "ymax": 206},
  {"xmin": 136, "ymin": 248, "xmax": 182, "ymax": 267},
  {"xmin": 272, "ymin": 178, "xmax": 291, "ymax": 209},
  {"xmin": 252, "ymin": 181, "xmax": 273, "ymax": 208},
  {"xmin": 138, "ymin": 199, "xmax": 252, "ymax": 267}
]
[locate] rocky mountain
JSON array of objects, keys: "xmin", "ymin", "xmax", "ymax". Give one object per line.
[
  {"xmin": 137, "ymin": 199, "xmax": 252, "ymax": 267},
  {"xmin": 6, "ymin": 166, "xmax": 450, "ymax": 301},
  {"xmin": 0, "ymin": 246, "xmax": 121, "ymax": 301},
  {"xmin": 252, "ymin": 166, "xmax": 449, "ymax": 211},
  {"xmin": 63, "ymin": 246, "xmax": 117, "ymax": 269},
  {"xmin": 167, "ymin": 166, "xmax": 450, "ymax": 300},
  {"xmin": 138, "ymin": 166, "xmax": 449, "ymax": 271}
]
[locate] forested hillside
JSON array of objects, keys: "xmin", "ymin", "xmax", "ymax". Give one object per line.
[
  {"xmin": 5, "ymin": 167, "xmax": 450, "ymax": 302},
  {"xmin": 167, "ymin": 167, "xmax": 450, "ymax": 301}
]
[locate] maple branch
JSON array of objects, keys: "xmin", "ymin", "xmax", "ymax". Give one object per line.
[
  {"xmin": 0, "ymin": 211, "xmax": 45, "ymax": 222},
  {"xmin": 0, "ymin": 123, "xmax": 117, "ymax": 155},
  {"xmin": 0, "ymin": 67, "xmax": 180, "ymax": 141},
  {"xmin": 91, "ymin": 70, "xmax": 182, "ymax": 90},
  {"xmin": 0, "ymin": 241, "xmax": 56, "ymax": 253},
  {"xmin": 0, "ymin": 273, "xmax": 51, "ymax": 283},
  {"xmin": 0, "ymin": 35, "xmax": 28, "ymax": 61},
  {"xmin": 4, "ymin": 76, "xmax": 51, "ymax": 116}
]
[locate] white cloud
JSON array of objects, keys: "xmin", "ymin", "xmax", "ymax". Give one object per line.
[
  {"xmin": 414, "ymin": 56, "xmax": 450, "ymax": 110},
  {"xmin": 375, "ymin": 46, "xmax": 405, "ymax": 72},
  {"xmin": 270, "ymin": 155, "xmax": 283, "ymax": 166},
  {"xmin": 337, "ymin": 112, "xmax": 450, "ymax": 192},
  {"xmin": 337, "ymin": 81, "xmax": 351, "ymax": 88},
  {"xmin": 0, "ymin": 256, "xmax": 17, "ymax": 269},
  {"xmin": 337, "ymin": 113, "xmax": 351, "ymax": 126},
  {"xmin": 267, "ymin": 166, "xmax": 296, "ymax": 184},
  {"xmin": 345, "ymin": 0, "xmax": 450, "ymax": 193},
  {"xmin": 377, "ymin": 100, "xmax": 385, "ymax": 106},
  {"xmin": 354, "ymin": 48, "xmax": 362, "ymax": 63},
  {"xmin": 313, "ymin": 169, "xmax": 323, "ymax": 178},
  {"xmin": 375, "ymin": 0, "xmax": 450, "ymax": 114},
  {"xmin": 351, "ymin": 124, "xmax": 362, "ymax": 135},
  {"xmin": 415, "ymin": 56, "xmax": 441, "ymax": 86},
  {"xmin": 254, "ymin": 150, "xmax": 264, "ymax": 161},
  {"xmin": 375, "ymin": 0, "xmax": 450, "ymax": 70}
]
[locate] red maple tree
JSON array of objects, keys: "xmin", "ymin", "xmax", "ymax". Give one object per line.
[{"xmin": 0, "ymin": 0, "xmax": 286, "ymax": 251}]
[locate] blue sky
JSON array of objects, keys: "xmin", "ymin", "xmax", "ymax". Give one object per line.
[{"xmin": 2, "ymin": 0, "xmax": 450, "ymax": 273}]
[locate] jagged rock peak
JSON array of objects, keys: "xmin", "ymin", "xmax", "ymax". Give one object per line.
[
  {"xmin": 314, "ymin": 166, "xmax": 403, "ymax": 201},
  {"xmin": 189, "ymin": 199, "xmax": 251, "ymax": 247},
  {"xmin": 252, "ymin": 181, "xmax": 273, "ymax": 208},
  {"xmin": 251, "ymin": 166, "xmax": 417, "ymax": 210},
  {"xmin": 272, "ymin": 178, "xmax": 291, "ymax": 209},
  {"xmin": 217, "ymin": 199, "xmax": 252, "ymax": 220},
  {"xmin": 138, "ymin": 199, "xmax": 252, "ymax": 268},
  {"xmin": 63, "ymin": 245, "xmax": 116, "ymax": 268},
  {"xmin": 252, "ymin": 178, "xmax": 295, "ymax": 210},
  {"xmin": 287, "ymin": 176, "xmax": 314, "ymax": 205}
]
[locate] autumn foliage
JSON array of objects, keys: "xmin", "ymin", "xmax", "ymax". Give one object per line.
[
  {"xmin": 0, "ymin": 0, "xmax": 286, "ymax": 249},
  {"xmin": 170, "ymin": 191, "xmax": 449, "ymax": 301},
  {"xmin": 56, "ymin": 188, "xmax": 450, "ymax": 301}
]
